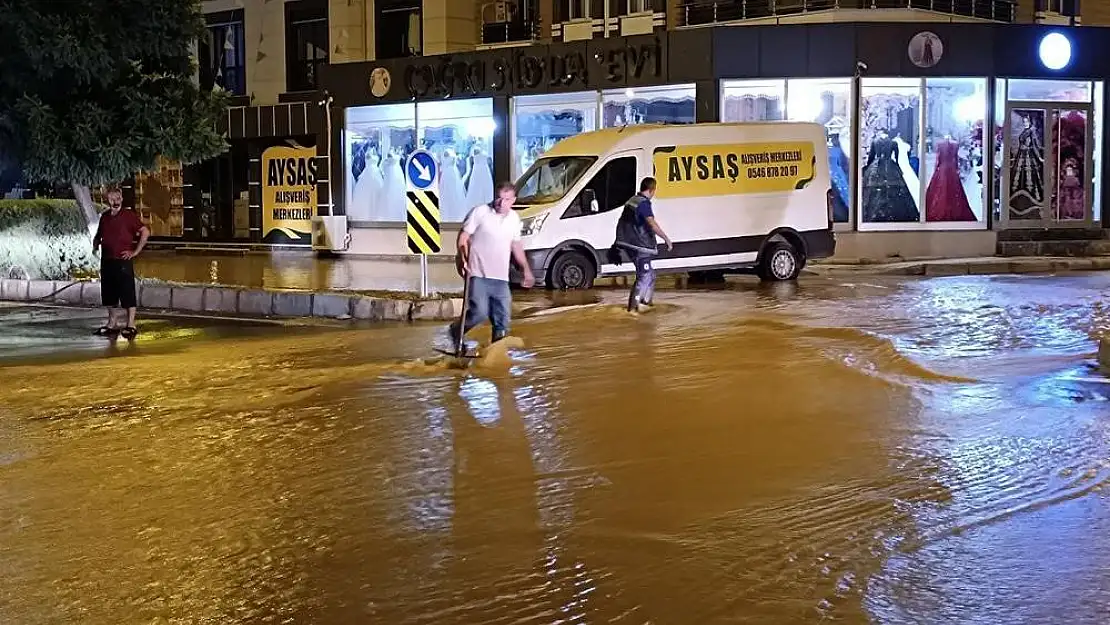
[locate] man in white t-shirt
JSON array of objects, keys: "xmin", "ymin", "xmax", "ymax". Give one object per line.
[{"xmin": 449, "ymin": 181, "xmax": 535, "ymax": 346}]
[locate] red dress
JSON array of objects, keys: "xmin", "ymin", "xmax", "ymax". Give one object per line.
[{"xmin": 925, "ymin": 139, "xmax": 976, "ymax": 222}]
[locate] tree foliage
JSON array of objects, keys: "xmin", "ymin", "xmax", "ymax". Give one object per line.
[{"xmin": 0, "ymin": 0, "xmax": 228, "ymax": 188}]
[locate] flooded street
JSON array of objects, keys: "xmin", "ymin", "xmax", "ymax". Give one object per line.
[{"xmin": 2, "ymin": 273, "xmax": 1110, "ymax": 624}]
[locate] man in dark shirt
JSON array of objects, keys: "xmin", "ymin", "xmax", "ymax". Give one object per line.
[
  {"xmin": 92, "ymin": 187, "xmax": 149, "ymax": 338},
  {"xmin": 613, "ymin": 177, "xmax": 671, "ymax": 313}
]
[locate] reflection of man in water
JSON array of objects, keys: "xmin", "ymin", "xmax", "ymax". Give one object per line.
[{"xmin": 613, "ymin": 177, "xmax": 671, "ymax": 313}]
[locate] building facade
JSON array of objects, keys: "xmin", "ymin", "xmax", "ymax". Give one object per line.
[{"xmin": 173, "ymin": 0, "xmax": 1109, "ymax": 261}]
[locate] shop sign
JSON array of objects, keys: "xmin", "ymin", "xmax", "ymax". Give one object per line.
[
  {"xmin": 908, "ymin": 31, "xmax": 943, "ymax": 69},
  {"xmin": 369, "ymin": 67, "xmax": 391, "ymax": 98},
  {"xmin": 402, "ymin": 37, "xmax": 663, "ymax": 98},
  {"xmin": 261, "ymin": 144, "xmax": 318, "ymax": 241},
  {"xmin": 652, "ymin": 142, "xmax": 817, "ymax": 199}
]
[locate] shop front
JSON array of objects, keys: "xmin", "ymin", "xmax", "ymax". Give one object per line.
[
  {"xmin": 321, "ymin": 22, "xmax": 1110, "ymax": 260},
  {"xmin": 146, "ymin": 99, "xmax": 332, "ymax": 249}
]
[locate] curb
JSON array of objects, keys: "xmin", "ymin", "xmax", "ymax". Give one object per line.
[
  {"xmin": 811, "ymin": 257, "xmax": 1110, "ymax": 277},
  {"xmin": 0, "ymin": 279, "xmax": 463, "ymax": 322}
]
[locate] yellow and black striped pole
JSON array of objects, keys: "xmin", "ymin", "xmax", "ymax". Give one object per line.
[
  {"xmin": 404, "ymin": 149, "xmax": 442, "ymax": 297},
  {"xmin": 406, "ymin": 190, "xmax": 441, "ymax": 254}
]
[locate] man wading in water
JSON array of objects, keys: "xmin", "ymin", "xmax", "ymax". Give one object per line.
[
  {"xmin": 92, "ymin": 187, "xmax": 149, "ymax": 339},
  {"xmin": 613, "ymin": 177, "xmax": 671, "ymax": 312},
  {"xmin": 449, "ymin": 181, "xmax": 535, "ymax": 347}
]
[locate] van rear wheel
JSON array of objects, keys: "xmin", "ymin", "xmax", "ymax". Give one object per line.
[
  {"xmin": 548, "ymin": 250, "xmax": 596, "ymax": 290},
  {"xmin": 757, "ymin": 241, "xmax": 803, "ymax": 282}
]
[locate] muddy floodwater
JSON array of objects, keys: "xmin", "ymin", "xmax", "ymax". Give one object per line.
[{"xmin": 2, "ymin": 274, "xmax": 1110, "ymax": 624}]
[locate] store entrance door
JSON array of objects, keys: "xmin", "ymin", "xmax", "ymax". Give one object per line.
[{"xmin": 1001, "ymin": 101, "xmax": 1094, "ymax": 227}]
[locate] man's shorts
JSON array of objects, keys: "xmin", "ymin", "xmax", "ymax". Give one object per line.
[{"xmin": 101, "ymin": 259, "xmax": 137, "ymax": 308}]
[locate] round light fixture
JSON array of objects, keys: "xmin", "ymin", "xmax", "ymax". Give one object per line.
[{"xmin": 1039, "ymin": 32, "xmax": 1072, "ymax": 71}]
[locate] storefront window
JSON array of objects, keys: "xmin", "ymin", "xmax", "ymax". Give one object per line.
[
  {"xmin": 922, "ymin": 78, "xmax": 986, "ymax": 223},
  {"xmin": 601, "ymin": 84, "xmax": 695, "ymax": 128},
  {"xmin": 996, "ymin": 79, "xmax": 1103, "ymax": 225},
  {"xmin": 1007, "ymin": 79, "xmax": 1092, "ymax": 103},
  {"xmin": 721, "ymin": 80, "xmax": 784, "ymax": 122},
  {"xmin": 135, "ymin": 157, "xmax": 185, "ymax": 237},
  {"xmin": 512, "ymin": 92, "xmax": 599, "ymax": 181},
  {"xmin": 417, "ymin": 99, "xmax": 496, "ymax": 223},
  {"xmin": 789, "ymin": 78, "xmax": 852, "ymax": 224},
  {"xmin": 345, "ymin": 103, "xmax": 416, "ymax": 223},
  {"xmin": 860, "ymin": 78, "xmax": 922, "ymax": 225}
]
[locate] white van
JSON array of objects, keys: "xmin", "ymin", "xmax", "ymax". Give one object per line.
[{"xmin": 512, "ymin": 122, "xmax": 836, "ymax": 289}]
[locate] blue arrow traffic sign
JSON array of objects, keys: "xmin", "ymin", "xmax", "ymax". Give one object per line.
[{"xmin": 406, "ymin": 150, "xmax": 438, "ymax": 190}]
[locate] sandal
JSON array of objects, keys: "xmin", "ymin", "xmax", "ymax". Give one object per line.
[
  {"xmin": 93, "ymin": 326, "xmax": 118, "ymax": 337},
  {"xmin": 119, "ymin": 327, "xmax": 138, "ymax": 340}
]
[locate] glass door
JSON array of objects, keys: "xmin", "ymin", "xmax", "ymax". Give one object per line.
[{"xmin": 1002, "ymin": 102, "xmax": 1094, "ymax": 227}]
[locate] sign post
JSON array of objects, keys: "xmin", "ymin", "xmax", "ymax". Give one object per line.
[{"xmin": 404, "ymin": 149, "xmax": 440, "ymax": 298}]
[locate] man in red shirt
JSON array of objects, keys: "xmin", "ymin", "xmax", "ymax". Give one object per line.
[{"xmin": 92, "ymin": 187, "xmax": 149, "ymax": 339}]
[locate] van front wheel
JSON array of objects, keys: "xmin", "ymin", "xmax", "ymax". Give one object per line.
[
  {"xmin": 548, "ymin": 251, "xmax": 596, "ymax": 290},
  {"xmin": 757, "ymin": 241, "xmax": 803, "ymax": 282}
]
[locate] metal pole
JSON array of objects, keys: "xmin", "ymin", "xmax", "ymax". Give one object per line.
[{"xmin": 420, "ymin": 254, "xmax": 429, "ymax": 297}]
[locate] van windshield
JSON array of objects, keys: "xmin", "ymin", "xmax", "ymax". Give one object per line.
[{"xmin": 514, "ymin": 156, "xmax": 596, "ymax": 207}]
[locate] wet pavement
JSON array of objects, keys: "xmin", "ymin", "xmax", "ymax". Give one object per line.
[{"xmin": 2, "ymin": 274, "xmax": 1110, "ymax": 624}]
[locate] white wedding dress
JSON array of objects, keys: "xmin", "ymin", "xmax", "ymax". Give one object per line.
[
  {"xmin": 894, "ymin": 136, "xmax": 920, "ymax": 209},
  {"xmin": 439, "ymin": 149, "xmax": 469, "ymax": 223},
  {"xmin": 350, "ymin": 149, "xmax": 382, "ymax": 221},
  {"xmin": 377, "ymin": 151, "xmax": 407, "ymax": 221},
  {"xmin": 465, "ymin": 147, "xmax": 494, "ymax": 208}
]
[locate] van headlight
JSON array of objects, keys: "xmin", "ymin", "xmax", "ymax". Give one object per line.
[{"xmin": 521, "ymin": 213, "xmax": 548, "ymax": 236}]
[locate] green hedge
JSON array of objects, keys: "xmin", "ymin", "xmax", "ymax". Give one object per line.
[
  {"xmin": 0, "ymin": 199, "xmax": 92, "ymax": 235},
  {"xmin": 0, "ymin": 199, "xmax": 99, "ymax": 280}
]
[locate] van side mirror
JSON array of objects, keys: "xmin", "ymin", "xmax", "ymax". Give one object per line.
[{"xmin": 581, "ymin": 188, "xmax": 598, "ymax": 213}]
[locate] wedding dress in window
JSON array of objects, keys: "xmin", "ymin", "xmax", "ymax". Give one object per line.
[
  {"xmin": 350, "ymin": 147, "xmax": 382, "ymax": 221},
  {"xmin": 465, "ymin": 146, "xmax": 494, "ymax": 208},
  {"xmin": 439, "ymin": 148, "xmax": 469, "ymax": 223},
  {"xmin": 893, "ymin": 135, "xmax": 920, "ymax": 211},
  {"xmin": 376, "ymin": 150, "xmax": 407, "ymax": 221}
]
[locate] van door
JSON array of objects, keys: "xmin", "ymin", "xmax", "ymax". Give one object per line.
[{"xmin": 560, "ymin": 151, "xmax": 639, "ymax": 274}]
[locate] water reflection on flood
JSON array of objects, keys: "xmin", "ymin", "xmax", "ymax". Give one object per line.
[{"xmin": 2, "ymin": 274, "xmax": 1110, "ymax": 624}]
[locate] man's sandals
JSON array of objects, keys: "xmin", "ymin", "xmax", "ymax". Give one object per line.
[{"xmin": 93, "ymin": 326, "xmax": 138, "ymax": 340}]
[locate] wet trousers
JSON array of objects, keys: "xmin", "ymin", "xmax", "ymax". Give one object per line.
[
  {"xmin": 451, "ymin": 276, "xmax": 512, "ymax": 342},
  {"xmin": 628, "ymin": 255, "xmax": 656, "ymax": 310}
]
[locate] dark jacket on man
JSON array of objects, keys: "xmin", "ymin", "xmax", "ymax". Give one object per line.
[{"xmin": 610, "ymin": 194, "xmax": 658, "ymax": 264}]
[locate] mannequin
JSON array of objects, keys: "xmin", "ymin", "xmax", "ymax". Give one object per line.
[
  {"xmin": 465, "ymin": 145, "xmax": 494, "ymax": 209},
  {"xmin": 439, "ymin": 148, "xmax": 469, "ymax": 223},
  {"xmin": 892, "ymin": 132, "xmax": 920, "ymax": 210},
  {"xmin": 377, "ymin": 148, "xmax": 407, "ymax": 221},
  {"xmin": 350, "ymin": 146, "xmax": 382, "ymax": 221}
]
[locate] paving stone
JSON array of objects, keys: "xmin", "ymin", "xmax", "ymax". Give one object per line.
[
  {"xmin": 140, "ymin": 285, "xmax": 172, "ymax": 309},
  {"xmin": 81, "ymin": 281, "xmax": 103, "ymax": 306},
  {"xmin": 54, "ymin": 282, "xmax": 86, "ymax": 304},
  {"xmin": 171, "ymin": 286, "xmax": 205, "ymax": 311},
  {"xmin": 312, "ymin": 293, "xmax": 353, "ymax": 318},
  {"xmin": 238, "ymin": 290, "xmax": 274, "ymax": 316},
  {"xmin": 204, "ymin": 288, "xmax": 239, "ymax": 314},
  {"xmin": 272, "ymin": 292, "xmax": 313, "ymax": 317},
  {"xmin": 410, "ymin": 299, "xmax": 453, "ymax": 321},
  {"xmin": 26, "ymin": 280, "xmax": 56, "ymax": 301},
  {"xmin": 0, "ymin": 279, "xmax": 28, "ymax": 301},
  {"xmin": 967, "ymin": 261, "xmax": 1012, "ymax": 275}
]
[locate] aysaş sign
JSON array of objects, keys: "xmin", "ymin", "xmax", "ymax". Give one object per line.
[{"xmin": 261, "ymin": 144, "xmax": 318, "ymax": 244}]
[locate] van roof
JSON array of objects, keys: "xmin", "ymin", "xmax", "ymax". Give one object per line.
[{"xmin": 544, "ymin": 122, "xmax": 824, "ymax": 158}]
